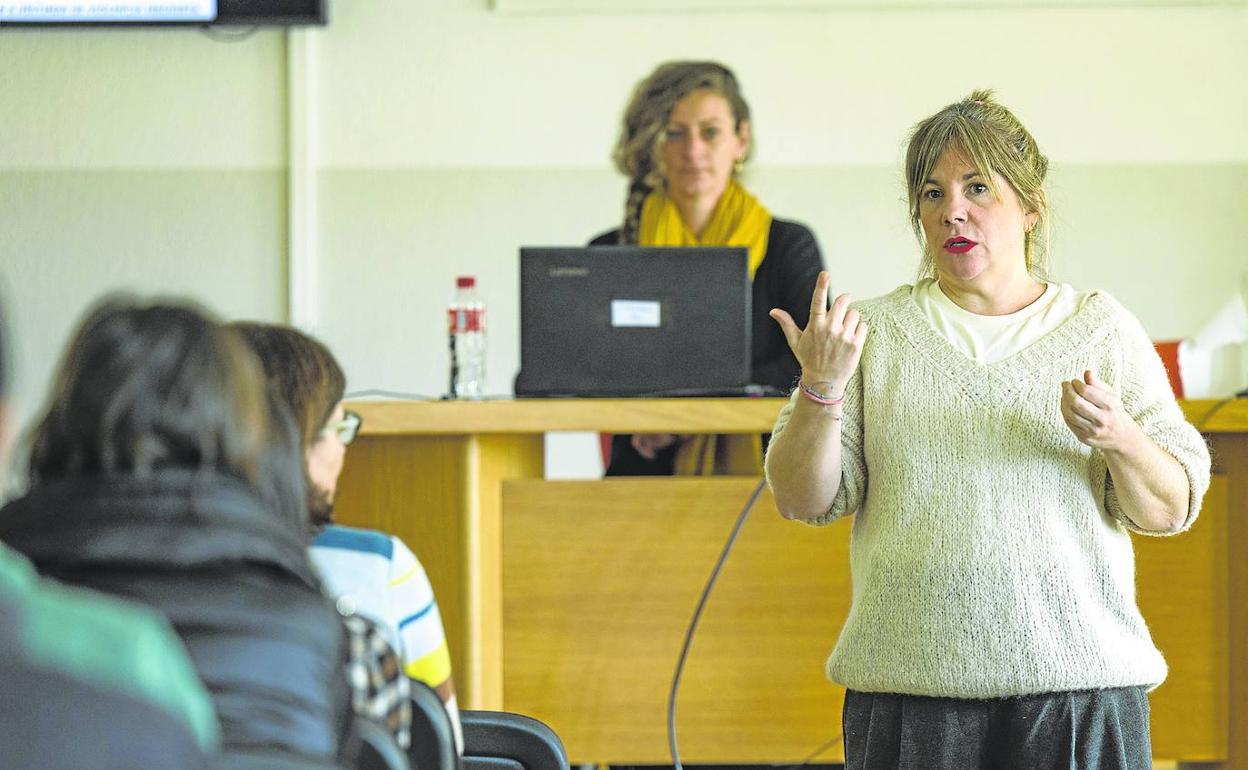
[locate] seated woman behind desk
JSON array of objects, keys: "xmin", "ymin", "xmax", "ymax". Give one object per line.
[{"xmin": 593, "ymin": 60, "xmax": 824, "ymax": 476}]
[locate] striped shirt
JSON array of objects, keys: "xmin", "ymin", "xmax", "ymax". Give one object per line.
[{"xmin": 310, "ymin": 525, "xmax": 462, "ymax": 748}]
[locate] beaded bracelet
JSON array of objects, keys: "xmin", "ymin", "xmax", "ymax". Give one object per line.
[{"xmin": 798, "ymin": 380, "xmax": 844, "ymax": 406}]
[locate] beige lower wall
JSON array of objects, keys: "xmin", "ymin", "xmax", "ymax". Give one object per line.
[{"xmin": 315, "ymin": 164, "xmax": 1248, "ymax": 403}]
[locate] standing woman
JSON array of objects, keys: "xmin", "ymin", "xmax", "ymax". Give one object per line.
[
  {"xmin": 765, "ymin": 91, "xmax": 1211, "ymax": 769},
  {"xmin": 595, "ymin": 60, "xmax": 824, "ymax": 476}
]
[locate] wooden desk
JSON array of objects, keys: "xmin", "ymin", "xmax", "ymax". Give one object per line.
[{"xmin": 335, "ymin": 398, "xmax": 1248, "ymax": 766}]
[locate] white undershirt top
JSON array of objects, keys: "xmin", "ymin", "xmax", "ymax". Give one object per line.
[{"xmin": 913, "ymin": 277, "xmax": 1093, "ymax": 365}]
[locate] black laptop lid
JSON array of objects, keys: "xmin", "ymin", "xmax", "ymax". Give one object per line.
[{"xmin": 514, "ymin": 246, "xmax": 752, "ymax": 397}]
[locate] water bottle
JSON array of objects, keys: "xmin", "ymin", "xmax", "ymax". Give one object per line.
[{"xmin": 447, "ymin": 275, "xmax": 486, "ymax": 399}]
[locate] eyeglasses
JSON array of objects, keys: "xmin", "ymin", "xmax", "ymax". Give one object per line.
[{"xmin": 324, "ymin": 410, "xmax": 363, "ymax": 446}]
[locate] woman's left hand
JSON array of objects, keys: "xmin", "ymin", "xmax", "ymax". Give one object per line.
[{"xmin": 1060, "ymin": 370, "xmax": 1134, "ymax": 451}]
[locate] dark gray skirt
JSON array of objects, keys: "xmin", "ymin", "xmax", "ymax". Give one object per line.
[{"xmin": 843, "ymin": 687, "xmax": 1151, "ymax": 770}]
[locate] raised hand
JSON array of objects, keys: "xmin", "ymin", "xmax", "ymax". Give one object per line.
[
  {"xmin": 769, "ymin": 271, "xmax": 868, "ymax": 398},
  {"xmin": 1060, "ymin": 370, "xmax": 1133, "ymax": 450}
]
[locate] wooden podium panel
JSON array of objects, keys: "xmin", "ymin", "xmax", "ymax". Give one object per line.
[
  {"xmin": 1212, "ymin": 434, "xmax": 1248, "ymax": 770},
  {"xmin": 501, "ymin": 478, "xmax": 850, "ymax": 765},
  {"xmin": 335, "ymin": 432, "xmax": 544, "ymax": 708},
  {"xmin": 1137, "ymin": 474, "xmax": 1230, "ymax": 760}
]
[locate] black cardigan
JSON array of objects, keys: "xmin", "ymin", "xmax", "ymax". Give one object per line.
[{"xmin": 590, "ymin": 217, "xmax": 824, "ymax": 475}]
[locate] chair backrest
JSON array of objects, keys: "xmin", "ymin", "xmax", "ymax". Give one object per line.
[
  {"xmin": 460, "ymin": 710, "xmax": 568, "ymax": 770},
  {"xmin": 462, "ymin": 759, "xmax": 522, "ymax": 770},
  {"xmin": 353, "ymin": 716, "xmax": 412, "ymax": 770},
  {"xmin": 407, "ymin": 682, "xmax": 459, "ymax": 770},
  {"xmin": 213, "ymin": 750, "xmax": 341, "ymax": 770}
]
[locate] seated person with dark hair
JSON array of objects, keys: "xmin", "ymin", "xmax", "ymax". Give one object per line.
[
  {"xmin": 0, "ymin": 298, "xmax": 353, "ymax": 767},
  {"xmin": 232, "ymin": 321, "xmax": 464, "ymax": 753},
  {"xmin": 0, "ymin": 293, "xmax": 220, "ymax": 768}
]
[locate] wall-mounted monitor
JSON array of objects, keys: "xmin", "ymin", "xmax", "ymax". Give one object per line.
[{"xmin": 0, "ymin": 0, "xmax": 326, "ymax": 25}]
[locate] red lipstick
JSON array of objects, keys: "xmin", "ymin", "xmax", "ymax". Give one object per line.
[{"xmin": 943, "ymin": 236, "xmax": 978, "ymax": 254}]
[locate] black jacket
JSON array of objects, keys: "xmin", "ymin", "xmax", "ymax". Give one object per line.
[
  {"xmin": 591, "ymin": 217, "xmax": 824, "ymax": 475},
  {"xmin": 0, "ymin": 469, "xmax": 353, "ymax": 765}
]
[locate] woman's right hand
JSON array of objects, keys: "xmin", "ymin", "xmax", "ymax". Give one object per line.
[
  {"xmin": 632, "ymin": 433, "xmax": 680, "ymax": 460},
  {"xmin": 768, "ymin": 271, "xmax": 868, "ymax": 398}
]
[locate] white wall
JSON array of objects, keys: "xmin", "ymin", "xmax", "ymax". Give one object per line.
[
  {"xmin": 0, "ymin": 28, "xmax": 290, "ymax": 457},
  {"xmin": 310, "ymin": 3, "xmax": 1247, "ymax": 396},
  {"xmin": 1, "ymin": 1, "xmax": 1246, "ymax": 481},
  {"xmin": 317, "ymin": 4, "xmax": 1247, "ymax": 168}
]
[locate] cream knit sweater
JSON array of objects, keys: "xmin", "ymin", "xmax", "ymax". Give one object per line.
[{"xmin": 767, "ymin": 286, "xmax": 1211, "ymax": 698}]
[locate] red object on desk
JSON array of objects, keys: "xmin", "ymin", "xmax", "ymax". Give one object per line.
[
  {"xmin": 1153, "ymin": 340, "xmax": 1184, "ymax": 399},
  {"xmin": 599, "ymin": 433, "xmax": 613, "ymax": 470}
]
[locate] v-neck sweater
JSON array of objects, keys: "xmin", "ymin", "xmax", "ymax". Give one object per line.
[{"xmin": 767, "ymin": 285, "xmax": 1211, "ymax": 698}]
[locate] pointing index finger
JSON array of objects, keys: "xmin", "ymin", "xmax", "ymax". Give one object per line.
[{"xmin": 809, "ymin": 271, "xmax": 830, "ymax": 320}]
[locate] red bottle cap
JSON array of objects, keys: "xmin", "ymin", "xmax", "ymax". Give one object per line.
[{"xmin": 456, "ymin": 276, "xmax": 476, "ymax": 288}]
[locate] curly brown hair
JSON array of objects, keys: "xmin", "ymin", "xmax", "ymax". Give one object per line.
[{"xmin": 611, "ymin": 61, "xmax": 752, "ymax": 243}]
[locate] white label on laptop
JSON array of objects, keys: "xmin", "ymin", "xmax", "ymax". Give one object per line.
[{"xmin": 611, "ymin": 299, "xmax": 661, "ymax": 328}]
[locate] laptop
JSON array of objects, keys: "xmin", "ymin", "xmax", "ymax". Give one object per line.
[{"xmin": 514, "ymin": 246, "xmax": 753, "ymax": 397}]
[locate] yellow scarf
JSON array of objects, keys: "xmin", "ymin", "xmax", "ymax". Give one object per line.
[
  {"xmin": 638, "ymin": 179, "xmax": 772, "ymax": 279},
  {"xmin": 637, "ymin": 180, "xmax": 772, "ymax": 476}
]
